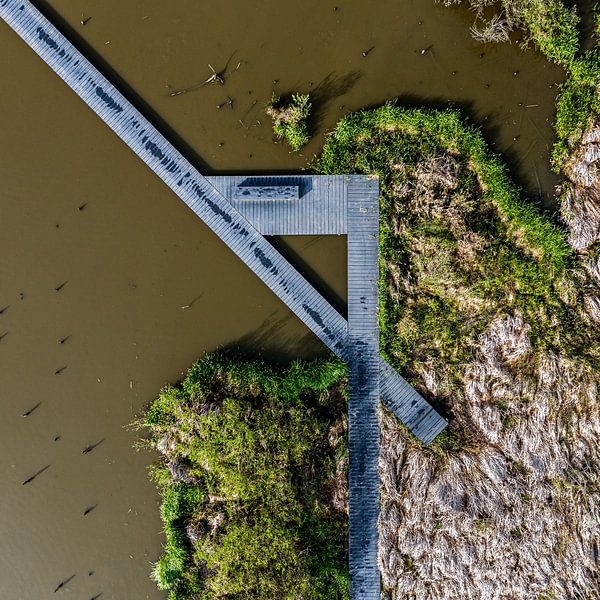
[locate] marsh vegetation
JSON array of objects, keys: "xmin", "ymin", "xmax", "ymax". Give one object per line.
[
  {"xmin": 266, "ymin": 93, "xmax": 312, "ymax": 152},
  {"xmin": 317, "ymin": 104, "xmax": 600, "ymax": 599},
  {"xmin": 143, "ymin": 354, "xmax": 349, "ymax": 599},
  {"xmin": 145, "ymin": 3, "xmax": 600, "ymax": 598}
]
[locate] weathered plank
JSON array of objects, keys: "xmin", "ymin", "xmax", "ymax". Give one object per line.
[{"xmin": 347, "ymin": 176, "xmax": 380, "ymax": 599}]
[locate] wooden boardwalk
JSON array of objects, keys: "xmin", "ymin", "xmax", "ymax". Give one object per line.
[
  {"xmin": 0, "ymin": 2, "xmax": 447, "ymax": 597},
  {"xmin": 347, "ymin": 176, "xmax": 381, "ymax": 599},
  {"xmin": 208, "ymin": 175, "xmax": 348, "ymax": 235},
  {"xmin": 210, "ymin": 174, "xmax": 448, "ymax": 442}
]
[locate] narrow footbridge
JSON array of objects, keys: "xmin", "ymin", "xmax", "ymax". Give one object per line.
[{"xmin": 0, "ymin": 2, "xmax": 447, "ymax": 597}]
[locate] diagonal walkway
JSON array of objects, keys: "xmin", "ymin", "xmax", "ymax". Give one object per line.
[
  {"xmin": 0, "ymin": 3, "xmax": 447, "ymax": 598},
  {"xmin": 0, "ymin": 0, "xmax": 446, "ymax": 444}
]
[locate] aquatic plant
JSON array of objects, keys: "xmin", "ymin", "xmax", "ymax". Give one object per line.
[
  {"xmin": 144, "ymin": 353, "xmax": 349, "ymax": 599},
  {"xmin": 315, "ymin": 104, "xmax": 600, "ymax": 599},
  {"xmin": 266, "ymin": 92, "xmax": 312, "ymax": 152},
  {"xmin": 446, "ymin": 0, "xmax": 580, "ymax": 65}
]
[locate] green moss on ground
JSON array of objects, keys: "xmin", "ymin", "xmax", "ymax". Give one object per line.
[
  {"xmin": 266, "ymin": 93, "xmax": 312, "ymax": 152},
  {"xmin": 144, "ymin": 353, "xmax": 349, "ymax": 600}
]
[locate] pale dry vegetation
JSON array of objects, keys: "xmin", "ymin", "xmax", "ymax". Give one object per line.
[
  {"xmin": 374, "ymin": 142, "xmax": 600, "ymax": 599},
  {"xmin": 561, "ymin": 119, "xmax": 600, "ymax": 252},
  {"xmin": 379, "ymin": 314, "xmax": 600, "ymax": 599}
]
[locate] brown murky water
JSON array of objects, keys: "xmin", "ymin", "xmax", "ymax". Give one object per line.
[{"xmin": 0, "ymin": 1, "xmax": 567, "ymax": 598}]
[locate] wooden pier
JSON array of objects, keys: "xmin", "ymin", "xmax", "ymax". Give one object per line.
[{"xmin": 0, "ymin": 2, "xmax": 447, "ymax": 596}]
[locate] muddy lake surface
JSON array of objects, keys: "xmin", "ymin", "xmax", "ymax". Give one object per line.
[{"xmin": 0, "ymin": 0, "xmax": 566, "ymax": 598}]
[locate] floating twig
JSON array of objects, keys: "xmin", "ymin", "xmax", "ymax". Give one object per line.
[
  {"xmin": 22, "ymin": 464, "xmax": 51, "ymax": 485},
  {"xmin": 82, "ymin": 438, "xmax": 106, "ymax": 454},
  {"xmin": 54, "ymin": 574, "xmax": 75, "ymax": 593},
  {"xmin": 180, "ymin": 293, "xmax": 204, "ymax": 310},
  {"xmin": 21, "ymin": 402, "xmax": 42, "ymax": 417},
  {"xmin": 167, "ymin": 51, "xmax": 237, "ymax": 96},
  {"xmin": 362, "ymin": 46, "xmax": 375, "ymax": 57},
  {"xmin": 217, "ymin": 96, "xmax": 233, "ymax": 110},
  {"xmin": 203, "ymin": 63, "xmax": 224, "ymax": 85}
]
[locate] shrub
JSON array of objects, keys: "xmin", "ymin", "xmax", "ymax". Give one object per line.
[
  {"xmin": 144, "ymin": 353, "xmax": 348, "ymax": 599},
  {"xmin": 266, "ymin": 93, "xmax": 312, "ymax": 152}
]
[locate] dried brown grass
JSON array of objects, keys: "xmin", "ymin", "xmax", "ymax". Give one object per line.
[
  {"xmin": 379, "ymin": 314, "xmax": 600, "ymax": 599},
  {"xmin": 560, "ymin": 120, "xmax": 600, "ymax": 252},
  {"xmin": 379, "ymin": 149, "xmax": 600, "ymax": 598}
]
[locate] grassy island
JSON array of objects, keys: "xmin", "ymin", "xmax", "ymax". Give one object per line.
[{"xmin": 143, "ymin": 353, "xmax": 349, "ymax": 600}]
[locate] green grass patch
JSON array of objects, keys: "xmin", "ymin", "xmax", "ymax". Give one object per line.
[
  {"xmin": 553, "ymin": 50, "xmax": 600, "ymax": 168},
  {"xmin": 316, "ymin": 104, "xmax": 572, "ymax": 272},
  {"xmin": 315, "ymin": 104, "xmax": 599, "ymax": 388},
  {"xmin": 145, "ymin": 352, "xmax": 349, "ymax": 599}
]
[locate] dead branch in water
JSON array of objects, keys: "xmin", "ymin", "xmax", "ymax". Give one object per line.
[{"xmin": 166, "ymin": 50, "xmax": 237, "ymax": 97}]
